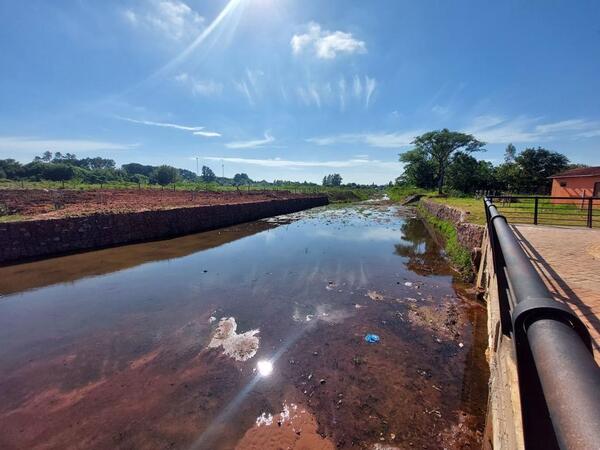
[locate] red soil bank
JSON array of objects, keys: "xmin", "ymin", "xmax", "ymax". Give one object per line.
[{"xmin": 0, "ymin": 189, "xmax": 316, "ymax": 220}]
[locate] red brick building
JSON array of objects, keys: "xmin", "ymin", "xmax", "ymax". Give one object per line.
[{"xmin": 550, "ymin": 167, "xmax": 600, "ymax": 200}]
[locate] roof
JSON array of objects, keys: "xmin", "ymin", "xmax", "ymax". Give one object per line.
[{"xmin": 550, "ymin": 166, "xmax": 600, "ymax": 179}]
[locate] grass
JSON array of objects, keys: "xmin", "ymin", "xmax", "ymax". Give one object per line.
[
  {"xmin": 387, "ymin": 185, "xmax": 434, "ymax": 202},
  {"xmin": 428, "ymin": 197, "xmax": 487, "ymax": 225},
  {"xmin": 416, "ymin": 203, "xmax": 473, "ymax": 278}
]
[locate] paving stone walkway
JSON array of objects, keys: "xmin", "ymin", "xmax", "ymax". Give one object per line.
[{"xmin": 512, "ymin": 224, "xmax": 600, "ymax": 363}]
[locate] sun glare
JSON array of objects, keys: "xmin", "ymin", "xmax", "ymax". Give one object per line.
[{"xmin": 257, "ymin": 360, "xmax": 274, "ymax": 376}]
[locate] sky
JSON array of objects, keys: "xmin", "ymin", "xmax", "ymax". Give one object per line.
[{"xmin": 1, "ymin": 0, "xmax": 599, "ymax": 184}]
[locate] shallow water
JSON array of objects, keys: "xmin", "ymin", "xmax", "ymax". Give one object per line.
[{"xmin": 0, "ymin": 203, "xmax": 488, "ymax": 450}]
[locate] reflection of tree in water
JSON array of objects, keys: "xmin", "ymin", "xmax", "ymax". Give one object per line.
[{"xmin": 394, "ymin": 219, "xmax": 450, "ymax": 275}]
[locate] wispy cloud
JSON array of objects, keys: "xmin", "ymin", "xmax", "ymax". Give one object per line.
[
  {"xmin": 117, "ymin": 116, "xmax": 221, "ymax": 137},
  {"xmin": 175, "ymin": 73, "xmax": 223, "ymax": 96},
  {"xmin": 465, "ymin": 115, "xmax": 600, "ymax": 144},
  {"xmin": 291, "ymin": 22, "xmax": 366, "ymax": 59},
  {"xmin": 0, "ymin": 136, "xmax": 137, "ymax": 153},
  {"xmin": 232, "ymin": 69, "xmax": 264, "ymax": 105},
  {"xmin": 294, "ymin": 75, "xmax": 376, "ymax": 109},
  {"xmin": 307, "ymin": 131, "xmax": 419, "ymax": 148},
  {"xmin": 203, "ymin": 156, "xmax": 401, "ymax": 169},
  {"xmin": 365, "ymin": 76, "xmax": 377, "ymax": 108},
  {"xmin": 225, "ymin": 132, "xmax": 274, "ymax": 149},
  {"xmin": 431, "ymin": 104, "xmax": 449, "ymax": 115},
  {"xmin": 122, "ymin": 0, "xmax": 204, "ymax": 41}
]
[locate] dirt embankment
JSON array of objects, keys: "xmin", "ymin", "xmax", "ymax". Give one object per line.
[{"xmin": 0, "ymin": 189, "xmax": 313, "ymax": 220}]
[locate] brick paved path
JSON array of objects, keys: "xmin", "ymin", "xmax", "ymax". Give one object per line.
[{"xmin": 512, "ymin": 224, "xmax": 600, "ymax": 363}]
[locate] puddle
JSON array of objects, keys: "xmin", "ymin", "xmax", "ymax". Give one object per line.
[{"xmin": 0, "ymin": 202, "xmax": 488, "ymax": 450}]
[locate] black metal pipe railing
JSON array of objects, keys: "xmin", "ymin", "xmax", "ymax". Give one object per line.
[{"xmin": 484, "ymin": 197, "xmax": 600, "ymax": 449}]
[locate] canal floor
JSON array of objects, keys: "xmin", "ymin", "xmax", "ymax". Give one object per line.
[{"xmin": 0, "ymin": 202, "xmax": 488, "ymax": 449}]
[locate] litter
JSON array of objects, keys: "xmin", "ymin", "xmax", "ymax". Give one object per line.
[{"xmin": 364, "ymin": 333, "xmax": 380, "ymax": 343}]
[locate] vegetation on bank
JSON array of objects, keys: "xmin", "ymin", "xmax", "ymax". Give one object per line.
[
  {"xmin": 416, "ymin": 203, "xmax": 473, "ymax": 278},
  {"xmin": 0, "ymin": 154, "xmax": 379, "ymax": 204}
]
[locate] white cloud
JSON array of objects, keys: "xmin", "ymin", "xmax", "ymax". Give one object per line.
[
  {"xmin": 193, "ymin": 131, "xmax": 222, "ymax": 137},
  {"xmin": 291, "ymin": 22, "xmax": 366, "ymax": 59},
  {"xmin": 117, "ymin": 117, "xmax": 220, "ymax": 137},
  {"xmin": 465, "ymin": 115, "xmax": 600, "ymax": 144},
  {"xmin": 0, "ymin": 136, "xmax": 137, "ymax": 153},
  {"xmin": 203, "ymin": 156, "xmax": 401, "ymax": 170},
  {"xmin": 225, "ymin": 132, "xmax": 274, "ymax": 149},
  {"xmin": 307, "ymin": 131, "xmax": 419, "ymax": 148},
  {"xmin": 122, "ymin": 0, "xmax": 204, "ymax": 41}
]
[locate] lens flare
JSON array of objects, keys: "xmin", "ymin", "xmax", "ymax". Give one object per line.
[{"xmin": 257, "ymin": 360, "xmax": 273, "ymax": 376}]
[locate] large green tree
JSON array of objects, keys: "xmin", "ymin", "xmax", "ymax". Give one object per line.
[
  {"xmin": 513, "ymin": 147, "xmax": 569, "ymax": 193},
  {"xmin": 397, "ymin": 149, "xmax": 437, "ymax": 189},
  {"xmin": 446, "ymin": 152, "xmax": 496, "ymax": 194},
  {"xmin": 322, "ymin": 173, "xmax": 342, "ymax": 186},
  {"xmin": 201, "ymin": 165, "xmax": 216, "ymax": 182},
  {"xmin": 404, "ymin": 129, "xmax": 484, "ymax": 194},
  {"xmin": 152, "ymin": 165, "xmax": 179, "ymax": 186}
]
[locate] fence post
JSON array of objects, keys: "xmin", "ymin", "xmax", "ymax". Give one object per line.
[
  {"xmin": 587, "ymin": 198, "xmax": 593, "ymax": 228},
  {"xmin": 534, "ymin": 197, "xmax": 539, "ymax": 225}
]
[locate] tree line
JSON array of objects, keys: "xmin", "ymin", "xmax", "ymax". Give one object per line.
[
  {"xmin": 0, "ymin": 152, "xmax": 261, "ymax": 188},
  {"xmin": 397, "ymin": 129, "xmax": 580, "ymax": 195}
]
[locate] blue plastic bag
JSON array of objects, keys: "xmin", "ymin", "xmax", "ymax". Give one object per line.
[{"xmin": 364, "ymin": 333, "xmax": 380, "ymax": 343}]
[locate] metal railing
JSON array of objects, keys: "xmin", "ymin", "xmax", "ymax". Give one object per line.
[
  {"xmin": 488, "ymin": 195, "xmax": 600, "ymax": 228},
  {"xmin": 484, "ymin": 197, "xmax": 600, "ymax": 449}
]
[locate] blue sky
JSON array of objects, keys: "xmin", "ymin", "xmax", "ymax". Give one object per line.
[{"xmin": 1, "ymin": 0, "xmax": 599, "ymax": 184}]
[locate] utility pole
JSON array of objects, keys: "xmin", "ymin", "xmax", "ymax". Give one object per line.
[
  {"xmin": 196, "ymin": 157, "xmax": 199, "ymax": 176},
  {"xmin": 221, "ymin": 160, "xmax": 224, "ymax": 178}
]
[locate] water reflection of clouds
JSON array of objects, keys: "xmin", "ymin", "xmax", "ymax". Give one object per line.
[{"xmin": 313, "ymin": 227, "xmax": 405, "ymax": 242}]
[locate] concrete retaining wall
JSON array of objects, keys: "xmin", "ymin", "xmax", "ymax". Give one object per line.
[
  {"xmin": 419, "ymin": 199, "xmax": 485, "ymax": 251},
  {"xmin": 0, "ymin": 196, "xmax": 328, "ymax": 264}
]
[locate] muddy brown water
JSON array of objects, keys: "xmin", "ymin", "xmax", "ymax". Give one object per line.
[{"xmin": 0, "ymin": 203, "xmax": 488, "ymax": 450}]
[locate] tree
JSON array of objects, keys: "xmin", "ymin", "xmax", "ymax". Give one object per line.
[
  {"xmin": 130, "ymin": 174, "xmax": 149, "ymax": 186},
  {"xmin": 122, "ymin": 163, "xmax": 154, "ymax": 177},
  {"xmin": 152, "ymin": 165, "xmax": 179, "ymax": 186},
  {"xmin": 79, "ymin": 157, "xmax": 116, "ymax": 170},
  {"xmin": 504, "ymin": 143, "xmax": 517, "ymax": 163},
  {"xmin": 43, "ymin": 163, "xmax": 74, "ymax": 187},
  {"xmin": 397, "ymin": 149, "xmax": 437, "ymax": 189},
  {"xmin": 233, "ymin": 173, "xmax": 252, "ymax": 186},
  {"xmin": 446, "ymin": 152, "xmax": 496, "ymax": 193},
  {"xmin": 0, "ymin": 159, "xmax": 23, "ymax": 179},
  {"xmin": 201, "ymin": 165, "xmax": 216, "ymax": 182},
  {"xmin": 405, "ymin": 129, "xmax": 484, "ymax": 194},
  {"xmin": 178, "ymin": 169, "xmax": 197, "ymax": 182},
  {"xmin": 322, "ymin": 173, "xmax": 342, "ymax": 186},
  {"xmin": 514, "ymin": 147, "xmax": 569, "ymax": 194}
]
